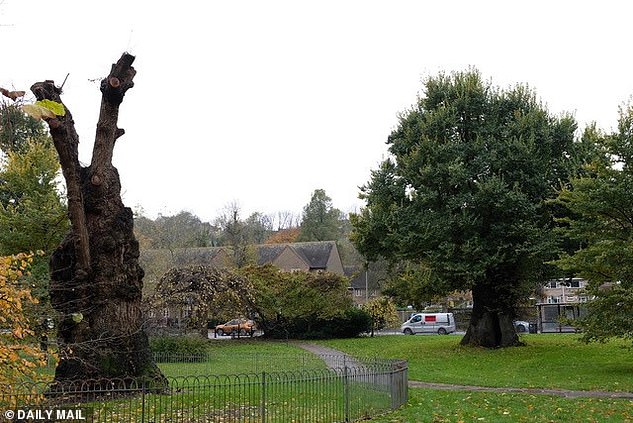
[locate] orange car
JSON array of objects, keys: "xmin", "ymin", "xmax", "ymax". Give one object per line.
[{"xmin": 215, "ymin": 319, "xmax": 256, "ymax": 336}]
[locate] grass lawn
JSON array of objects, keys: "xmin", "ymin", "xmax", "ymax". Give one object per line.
[
  {"xmin": 157, "ymin": 339, "xmax": 327, "ymax": 377},
  {"xmin": 317, "ymin": 333, "xmax": 633, "ymax": 422},
  {"xmin": 33, "ymin": 335, "xmax": 632, "ymax": 422},
  {"xmin": 317, "ymin": 333, "xmax": 633, "ymax": 392},
  {"xmin": 368, "ymin": 388, "xmax": 633, "ymax": 422}
]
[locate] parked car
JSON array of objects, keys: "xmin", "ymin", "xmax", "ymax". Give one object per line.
[
  {"xmin": 215, "ymin": 319, "xmax": 256, "ymax": 336},
  {"xmin": 401, "ymin": 313, "xmax": 456, "ymax": 335},
  {"xmin": 513, "ymin": 320, "xmax": 530, "ymax": 333}
]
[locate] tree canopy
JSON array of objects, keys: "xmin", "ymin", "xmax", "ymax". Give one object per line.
[
  {"xmin": 0, "ymin": 136, "xmax": 68, "ymax": 256},
  {"xmin": 351, "ymin": 70, "xmax": 578, "ymax": 347},
  {"xmin": 0, "ymin": 102, "xmax": 48, "ymax": 154},
  {"xmin": 298, "ymin": 189, "xmax": 343, "ymax": 242},
  {"xmin": 134, "ymin": 211, "xmax": 214, "ymax": 250},
  {"xmin": 554, "ymin": 103, "xmax": 633, "ymax": 344}
]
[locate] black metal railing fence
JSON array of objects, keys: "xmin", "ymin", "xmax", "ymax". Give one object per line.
[{"xmin": 3, "ymin": 354, "xmax": 408, "ymax": 422}]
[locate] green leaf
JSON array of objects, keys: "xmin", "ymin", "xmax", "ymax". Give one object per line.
[
  {"xmin": 21, "ymin": 104, "xmax": 55, "ymax": 120},
  {"xmin": 35, "ymin": 99, "xmax": 65, "ymax": 116}
]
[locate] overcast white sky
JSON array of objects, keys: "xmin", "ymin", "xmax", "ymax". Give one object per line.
[{"xmin": 2, "ymin": 1, "xmax": 632, "ymax": 223}]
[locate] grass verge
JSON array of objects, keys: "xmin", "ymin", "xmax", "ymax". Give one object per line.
[{"xmin": 369, "ymin": 388, "xmax": 633, "ymax": 422}]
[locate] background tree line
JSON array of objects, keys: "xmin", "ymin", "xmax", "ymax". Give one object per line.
[{"xmin": 133, "ymin": 189, "xmax": 366, "ymax": 269}]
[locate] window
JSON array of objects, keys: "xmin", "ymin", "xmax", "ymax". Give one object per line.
[
  {"xmin": 569, "ymin": 279, "xmax": 583, "ymax": 288},
  {"xmin": 547, "ymin": 281, "xmax": 558, "ymax": 289},
  {"xmin": 162, "ymin": 308, "xmax": 169, "ymax": 318}
]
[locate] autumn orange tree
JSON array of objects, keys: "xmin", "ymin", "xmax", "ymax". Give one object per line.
[{"xmin": 0, "ymin": 252, "xmax": 48, "ymax": 387}]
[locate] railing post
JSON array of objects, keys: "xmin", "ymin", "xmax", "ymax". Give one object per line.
[
  {"xmin": 343, "ymin": 366, "xmax": 350, "ymax": 422},
  {"xmin": 141, "ymin": 378, "xmax": 146, "ymax": 423},
  {"xmin": 261, "ymin": 371, "xmax": 267, "ymax": 423}
]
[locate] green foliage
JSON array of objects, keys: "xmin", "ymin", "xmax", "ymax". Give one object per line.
[
  {"xmin": 380, "ymin": 261, "xmax": 448, "ymax": 309},
  {"xmin": 351, "ymin": 69, "xmax": 578, "ymax": 319},
  {"xmin": 0, "ymin": 137, "xmax": 68, "ymax": 255},
  {"xmin": 0, "ymin": 103, "xmax": 47, "ymax": 154},
  {"xmin": 149, "ymin": 335, "xmax": 209, "ymax": 356},
  {"xmin": 362, "ymin": 296, "xmax": 400, "ymax": 333},
  {"xmin": 243, "ymin": 212, "xmax": 274, "ymax": 244},
  {"xmin": 0, "ymin": 106, "xmax": 68, "ymax": 325},
  {"xmin": 35, "ymin": 99, "xmax": 65, "ymax": 116},
  {"xmin": 150, "ymin": 266, "xmax": 256, "ymax": 332},
  {"xmin": 260, "ymin": 307, "xmax": 371, "ymax": 339},
  {"xmin": 553, "ymin": 102, "xmax": 633, "ymax": 344},
  {"xmin": 241, "ymin": 265, "xmax": 365, "ymax": 339},
  {"xmin": 298, "ymin": 189, "xmax": 344, "ymax": 242},
  {"xmin": 134, "ymin": 211, "xmax": 214, "ymax": 250},
  {"xmin": 213, "ymin": 204, "xmax": 271, "ymax": 267}
]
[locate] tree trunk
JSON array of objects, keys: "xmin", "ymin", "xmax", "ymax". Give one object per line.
[
  {"xmin": 460, "ymin": 281, "xmax": 523, "ymax": 348},
  {"xmin": 31, "ymin": 54, "xmax": 165, "ymax": 385}
]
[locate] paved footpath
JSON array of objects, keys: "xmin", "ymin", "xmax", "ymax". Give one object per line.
[
  {"xmin": 296, "ymin": 342, "xmax": 363, "ymax": 369},
  {"xmin": 296, "ymin": 343, "xmax": 633, "ymax": 400}
]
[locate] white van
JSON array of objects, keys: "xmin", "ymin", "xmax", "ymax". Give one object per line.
[{"xmin": 401, "ymin": 313, "xmax": 456, "ymax": 335}]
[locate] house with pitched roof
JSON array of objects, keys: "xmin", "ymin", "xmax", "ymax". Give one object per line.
[
  {"xmin": 141, "ymin": 241, "xmax": 344, "ymax": 280},
  {"xmin": 256, "ymin": 241, "xmax": 344, "ymax": 275}
]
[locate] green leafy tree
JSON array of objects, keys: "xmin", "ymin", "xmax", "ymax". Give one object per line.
[
  {"xmin": 149, "ymin": 265, "xmax": 256, "ymax": 335},
  {"xmin": 0, "ymin": 104, "xmax": 68, "ymax": 325},
  {"xmin": 244, "ymin": 212, "xmax": 274, "ymax": 244},
  {"xmin": 298, "ymin": 189, "xmax": 343, "ymax": 242},
  {"xmin": 554, "ymin": 103, "xmax": 633, "ymax": 344},
  {"xmin": 135, "ymin": 211, "xmax": 214, "ymax": 251},
  {"xmin": 214, "ymin": 203, "xmax": 256, "ymax": 267},
  {"xmin": 351, "ymin": 70, "xmax": 578, "ymax": 347},
  {"xmin": 0, "ymin": 102, "xmax": 47, "ymax": 154},
  {"xmin": 0, "ymin": 137, "xmax": 68, "ymax": 255},
  {"xmin": 362, "ymin": 296, "xmax": 400, "ymax": 336},
  {"xmin": 381, "ymin": 261, "xmax": 448, "ymax": 310},
  {"xmin": 243, "ymin": 265, "xmax": 366, "ymax": 338}
]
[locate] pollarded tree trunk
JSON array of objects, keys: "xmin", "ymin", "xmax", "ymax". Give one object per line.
[
  {"xmin": 30, "ymin": 54, "xmax": 165, "ymax": 384},
  {"xmin": 460, "ymin": 281, "xmax": 523, "ymax": 348}
]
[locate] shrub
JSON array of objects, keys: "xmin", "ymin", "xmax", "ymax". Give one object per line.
[
  {"xmin": 264, "ymin": 307, "xmax": 372, "ymax": 339},
  {"xmin": 149, "ymin": 335, "xmax": 209, "ymax": 361}
]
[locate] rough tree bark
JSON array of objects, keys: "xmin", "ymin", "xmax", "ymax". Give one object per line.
[
  {"xmin": 30, "ymin": 53, "xmax": 165, "ymax": 384},
  {"xmin": 460, "ymin": 281, "xmax": 523, "ymax": 348}
]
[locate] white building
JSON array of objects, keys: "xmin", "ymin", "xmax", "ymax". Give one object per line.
[{"xmin": 539, "ymin": 278, "xmax": 592, "ymax": 304}]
